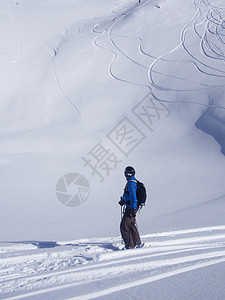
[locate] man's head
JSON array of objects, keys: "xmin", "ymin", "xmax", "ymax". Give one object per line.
[{"xmin": 124, "ymin": 166, "xmax": 135, "ymax": 178}]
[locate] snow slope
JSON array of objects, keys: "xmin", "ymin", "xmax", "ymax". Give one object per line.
[
  {"xmin": 1, "ymin": 225, "xmax": 225, "ymax": 299},
  {"xmin": 1, "ymin": 0, "xmax": 225, "ymax": 240},
  {"xmin": 1, "ymin": 0, "xmax": 225, "ymax": 298}
]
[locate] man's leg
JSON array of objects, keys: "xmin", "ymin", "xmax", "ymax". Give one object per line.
[
  {"xmin": 120, "ymin": 210, "xmax": 135, "ymax": 249},
  {"xmin": 130, "ymin": 217, "xmax": 141, "ymax": 246}
]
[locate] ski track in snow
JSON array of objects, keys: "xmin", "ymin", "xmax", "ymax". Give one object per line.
[
  {"xmin": 0, "ymin": 225, "xmax": 225, "ymax": 299},
  {"xmin": 92, "ymin": 0, "xmax": 225, "ymax": 110},
  {"xmin": 7, "ymin": 0, "xmax": 23, "ymax": 64},
  {"xmin": 5, "ymin": 0, "xmax": 82, "ymax": 116},
  {"xmin": 7, "ymin": 0, "xmax": 225, "ymax": 112},
  {"xmin": 1, "ymin": 1, "xmax": 225, "ymax": 298}
]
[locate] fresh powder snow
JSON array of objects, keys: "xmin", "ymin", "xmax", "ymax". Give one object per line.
[{"xmin": 0, "ymin": 0, "xmax": 225, "ymax": 299}]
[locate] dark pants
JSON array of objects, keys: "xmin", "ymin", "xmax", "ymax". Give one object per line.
[{"xmin": 120, "ymin": 207, "xmax": 141, "ymax": 249}]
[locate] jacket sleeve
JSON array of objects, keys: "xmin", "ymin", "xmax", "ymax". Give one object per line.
[{"xmin": 127, "ymin": 181, "xmax": 137, "ymax": 210}]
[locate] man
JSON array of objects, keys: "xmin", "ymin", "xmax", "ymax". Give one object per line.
[{"xmin": 119, "ymin": 166, "xmax": 142, "ymax": 249}]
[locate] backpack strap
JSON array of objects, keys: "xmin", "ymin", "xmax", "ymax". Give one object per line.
[
  {"xmin": 128, "ymin": 179, "xmax": 137, "ymax": 184},
  {"xmin": 124, "ymin": 180, "xmax": 137, "ymax": 194}
]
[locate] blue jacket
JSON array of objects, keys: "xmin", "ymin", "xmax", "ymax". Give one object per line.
[{"xmin": 123, "ymin": 176, "xmax": 138, "ymax": 210}]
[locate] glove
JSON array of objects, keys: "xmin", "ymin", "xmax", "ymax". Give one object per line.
[{"xmin": 118, "ymin": 196, "xmax": 125, "ymax": 206}]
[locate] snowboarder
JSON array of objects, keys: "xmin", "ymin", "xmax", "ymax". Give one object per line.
[{"xmin": 119, "ymin": 166, "xmax": 142, "ymax": 249}]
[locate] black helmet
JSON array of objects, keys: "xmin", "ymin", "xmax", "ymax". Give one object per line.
[{"xmin": 124, "ymin": 166, "xmax": 135, "ymax": 178}]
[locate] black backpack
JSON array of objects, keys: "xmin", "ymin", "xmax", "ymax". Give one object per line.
[{"xmin": 126, "ymin": 179, "xmax": 147, "ymax": 208}]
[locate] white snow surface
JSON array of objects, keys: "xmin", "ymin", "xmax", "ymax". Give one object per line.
[
  {"xmin": 1, "ymin": 0, "xmax": 225, "ymax": 298},
  {"xmin": 1, "ymin": 226, "xmax": 225, "ymax": 299}
]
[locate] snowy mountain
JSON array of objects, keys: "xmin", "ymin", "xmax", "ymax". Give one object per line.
[{"xmin": 0, "ymin": 0, "xmax": 225, "ymax": 298}]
